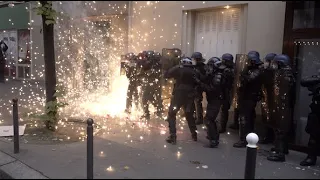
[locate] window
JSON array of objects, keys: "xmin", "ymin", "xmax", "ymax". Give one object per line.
[{"xmin": 293, "ymin": 1, "xmax": 320, "ymax": 29}]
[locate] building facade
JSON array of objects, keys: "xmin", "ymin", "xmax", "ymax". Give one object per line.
[
  {"xmin": 128, "ymin": 1, "xmax": 286, "ymax": 59},
  {"xmin": 0, "ymin": 2, "xmax": 33, "ymax": 80},
  {"xmin": 282, "ymin": 1, "xmax": 320, "ymax": 150}
]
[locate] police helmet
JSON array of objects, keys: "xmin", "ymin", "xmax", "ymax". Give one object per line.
[
  {"xmin": 248, "ymin": 51, "xmax": 260, "ymax": 58},
  {"xmin": 264, "ymin": 53, "xmax": 277, "ymax": 62},
  {"xmin": 191, "ymin": 52, "xmax": 204, "ymax": 61},
  {"xmin": 221, "ymin": 53, "xmax": 234, "ymax": 67},
  {"xmin": 273, "ymin": 54, "xmax": 290, "ymax": 66},
  {"xmin": 248, "ymin": 53, "xmax": 262, "ymax": 65},
  {"xmin": 180, "ymin": 57, "xmax": 192, "ymax": 65},
  {"xmin": 208, "ymin": 57, "xmax": 221, "ymax": 65}
]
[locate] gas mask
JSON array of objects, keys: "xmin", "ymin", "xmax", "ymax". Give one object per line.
[{"xmin": 205, "ymin": 64, "xmax": 214, "ymax": 75}]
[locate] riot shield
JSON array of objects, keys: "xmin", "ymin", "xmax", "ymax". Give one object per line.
[
  {"xmin": 231, "ymin": 54, "xmax": 249, "ymax": 109},
  {"xmin": 161, "ymin": 48, "xmax": 182, "ymax": 102},
  {"xmin": 120, "ymin": 55, "xmax": 129, "ymax": 75},
  {"xmin": 272, "ymin": 68, "xmax": 294, "ymax": 132},
  {"xmin": 161, "ymin": 48, "xmax": 181, "ymax": 72},
  {"xmin": 260, "ymin": 68, "xmax": 275, "ymax": 126}
]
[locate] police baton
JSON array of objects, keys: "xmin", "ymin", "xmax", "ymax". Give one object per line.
[{"xmin": 244, "ymin": 133, "xmax": 259, "ymax": 179}]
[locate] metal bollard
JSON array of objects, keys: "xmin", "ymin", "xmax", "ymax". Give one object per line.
[
  {"xmin": 87, "ymin": 118, "xmax": 94, "ymax": 179},
  {"xmin": 244, "ymin": 133, "xmax": 259, "ymax": 179},
  {"xmin": 12, "ymin": 98, "xmax": 19, "ymax": 154}
]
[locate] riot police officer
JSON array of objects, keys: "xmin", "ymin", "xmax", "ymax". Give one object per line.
[
  {"xmin": 233, "ymin": 52, "xmax": 263, "ymax": 148},
  {"xmin": 260, "ymin": 53, "xmax": 277, "ymax": 144},
  {"xmin": 195, "ymin": 57, "xmax": 226, "ymax": 148},
  {"xmin": 140, "ymin": 50, "xmax": 163, "ymax": 119},
  {"xmin": 267, "ymin": 54, "xmax": 295, "ymax": 162},
  {"xmin": 300, "ymin": 73, "xmax": 320, "ymax": 166},
  {"xmin": 164, "ymin": 57, "xmax": 198, "ymax": 145},
  {"xmin": 151, "ymin": 52, "xmax": 164, "ymax": 117},
  {"xmin": 219, "ymin": 53, "xmax": 235, "ymax": 133},
  {"xmin": 124, "ymin": 53, "xmax": 140, "ymax": 113},
  {"xmin": 191, "ymin": 52, "xmax": 206, "ymax": 125}
]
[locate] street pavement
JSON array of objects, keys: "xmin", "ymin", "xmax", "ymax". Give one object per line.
[
  {"xmin": 0, "ymin": 118, "xmax": 320, "ymax": 179},
  {"xmin": 1, "ymin": 80, "xmax": 320, "ymax": 179}
]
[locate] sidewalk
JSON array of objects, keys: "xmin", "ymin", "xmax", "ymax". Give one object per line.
[{"xmin": 0, "ymin": 124, "xmax": 319, "ymax": 179}]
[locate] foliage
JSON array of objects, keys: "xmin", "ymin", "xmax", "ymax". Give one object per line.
[
  {"xmin": 33, "ymin": 1, "xmax": 57, "ymax": 25},
  {"xmin": 28, "ymin": 85, "xmax": 69, "ymax": 131}
]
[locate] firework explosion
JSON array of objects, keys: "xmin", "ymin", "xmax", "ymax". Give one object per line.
[{"xmin": 0, "ymin": 1, "xmax": 211, "ymax": 141}]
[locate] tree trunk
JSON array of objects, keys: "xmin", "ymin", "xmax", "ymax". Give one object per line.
[{"xmin": 41, "ymin": 1, "xmax": 57, "ymax": 130}]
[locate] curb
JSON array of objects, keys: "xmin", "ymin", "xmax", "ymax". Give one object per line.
[
  {"xmin": 0, "ymin": 168, "xmax": 13, "ymax": 179},
  {"xmin": 0, "ymin": 151, "xmax": 48, "ymax": 179}
]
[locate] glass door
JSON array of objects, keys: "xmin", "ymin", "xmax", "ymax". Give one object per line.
[
  {"xmin": 16, "ymin": 29, "xmax": 31, "ymax": 80},
  {"xmin": 293, "ymin": 38, "xmax": 320, "ymax": 146}
]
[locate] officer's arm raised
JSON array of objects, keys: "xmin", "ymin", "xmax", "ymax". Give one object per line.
[{"xmin": 164, "ymin": 65, "xmax": 180, "ymax": 79}]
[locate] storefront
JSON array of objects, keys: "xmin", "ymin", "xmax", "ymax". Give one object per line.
[
  {"xmin": 282, "ymin": 1, "xmax": 320, "ymax": 152},
  {"xmin": 0, "ymin": 2, "xmax": 31, "ymax": 80}
]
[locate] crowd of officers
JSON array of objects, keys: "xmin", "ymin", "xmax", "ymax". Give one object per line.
[{"xmin": 121, "ymin": 50, "xmax": 320, "ymax": 167}]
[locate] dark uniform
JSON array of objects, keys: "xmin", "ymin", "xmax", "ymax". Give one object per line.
[
  {"xmin": 195, "ymin": 57, "xmax": 226, "ymax": 148},
  {"xmin": 260, "ymin": 53, "xmax": 277, "ymax": 144},
  {"xmin": 140, "ymin": 51, "xmax": 163, "ymax": 119},
  {"xmin": 300, "ymin": 73, "xmax": 320, "ymax": 166},
  {"xmin": 124, "ymin": 53, "xmax": 140, "ymax": 113},
  {"xmin": 151, "ymin": 52, "xmax": 164, "ymax": 116},
  {"xmin": 219, "ymin": 53, "xmax": 235, "ymax": 133},
  {"xmin": 191, "ymin": 52, "xmax": 206, "ymax": 125},
  {"xmin": 267, "ymin": 55, "xmax": 295, "ymax": 162},
  {"xmin": 0, "ymin": 40, "xmax": 8, "ymax": 83},
  {"xmin": 233, "ymin": 52, "xmax": 263, "ymax": 148},
  {"xmin": 230, "ymin": 51, "xmax": 260, "ymax": 130},
  {"xmin": 164, "ymin": 57, "xmax": 198, "ymax": 145}
]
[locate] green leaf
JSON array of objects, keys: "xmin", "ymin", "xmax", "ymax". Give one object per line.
[
  {"xmin": 44, "ymin": 4, "xmax": 51, "ymax": 9},
  {"xmin": 45, "ymin": 20, "xmax": 55, "ymax": 25},
  {"xmin": 36, "ymin": 9, "xmax": 44, "ymax": 15}
]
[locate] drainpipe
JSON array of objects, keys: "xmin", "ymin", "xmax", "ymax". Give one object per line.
[
  {"xmin": 127, "ymin": 1, "xmax": 132, "ymax": 54},
  {"xmin": 29, "ymin": 1, "xmax": 33, "ymax": 80}
]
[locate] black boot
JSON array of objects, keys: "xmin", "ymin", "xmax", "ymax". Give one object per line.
[
  {"xmin": 166, "ymin": 135, "xmax": 177, "ymax": 145},
  {"xmin": 204, "ymin": 140, "xmax": 219, "ymax": 148},
  {"xmin": 267, "ymin": 152, "xmax": 285, "ymax": 162},
  {"xmin": 270, "ymin": 147, "xmax": 289, "ymax": 155},
  {"xmin": 300, "ymin": 155, "xmax": 317, "ymax": 166},
  {"xmin": 267, "ymin": 131, "xmax": 286, "ymax": 162},
  {"xmin": 191, "ymin": 133, "xmax": 197, "ymax": 141},
  {"xmin": 233, "ymin": 117, "xmax": 247, "ymax": 148},
  {"xmin": 300, "ymin": 137, "xmax": 318, "ymax": 166}
]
